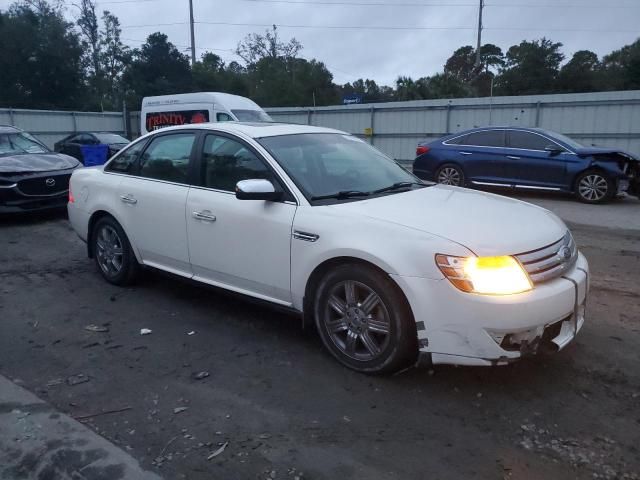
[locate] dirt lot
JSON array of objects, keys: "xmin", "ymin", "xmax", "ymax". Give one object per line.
[{"xmin": 1, "ymin": 200, "xmax": 639, "ymax": 480}]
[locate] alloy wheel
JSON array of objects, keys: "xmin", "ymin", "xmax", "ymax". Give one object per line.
[
  {"xmin": 578, "ymin": 174, "xmax": 608, "ymax": 202},
  {"xmin": 95, "ymin": 225, "xmax": 124, "ymax": 277},
  {"xmin": 323, "ymin": 280, "xmax": 391, "ymax": 361},
  {"xmin": 437, "ymin": 167, "xmax": 461, "ymax": 186}
]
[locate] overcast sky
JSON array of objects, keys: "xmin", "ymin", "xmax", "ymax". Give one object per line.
[{"xmin": 2, "ymin": 0, "xmax": 639, "ymax": 85}]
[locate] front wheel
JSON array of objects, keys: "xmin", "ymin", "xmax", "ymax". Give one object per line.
[
  {"xmin": 92, "ymin": 216, "xmax": 139, "ymax": 285},
  {"xmin": 435, "ymin": 164, "xmax": 465, "ymax": 187},
  {"xmin": 575, "ymin": 170, "xmax": 614, "ymax": 204},
  {"xmin": 314, "ymin": 264, "xmax": 418, "ymax": 374}
]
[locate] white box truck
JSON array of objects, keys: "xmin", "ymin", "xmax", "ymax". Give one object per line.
[{"xmin": 140, "ymin": 92, "xmax": 272, "ymax": 135}]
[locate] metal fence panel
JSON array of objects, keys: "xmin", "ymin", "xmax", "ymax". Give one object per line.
[{"xmin": 0, "ymin": 108, "xmax": 126, "ymax": 148}]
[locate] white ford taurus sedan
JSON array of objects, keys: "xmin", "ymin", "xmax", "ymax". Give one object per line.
[{"xmin": 68, "ymin": 122, "xmax": 589, "ymax": 373}]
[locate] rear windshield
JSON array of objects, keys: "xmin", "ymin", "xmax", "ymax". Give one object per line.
[
  {"xmin": 0, "ymin": 132, "xmax": 49, "ymax": 156},
  {"xmin": 231, "ymin": 109, "xmax": 273, "ymax": 122},
  {"xmin": 94, "ymin": 133, "xmax": 130, "ymax": 144}
]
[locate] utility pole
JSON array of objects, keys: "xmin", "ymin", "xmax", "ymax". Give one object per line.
[
  {"xmin": 475, "ymin": 0, "xmax": 484, "ymax": 68},
  {"xmin": 189, "ymin": 0, "xmax": 196, "ymax": 65}
]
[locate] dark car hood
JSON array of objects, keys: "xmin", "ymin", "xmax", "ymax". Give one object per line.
[
  {"xmin": 0, "ymin": 152, "xmax": 80, "ymax": 173},
  {"xmin": 574, "ymin": 147, "xmax": 637, "ymax": 161}
]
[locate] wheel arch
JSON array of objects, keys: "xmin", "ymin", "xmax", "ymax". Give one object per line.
[
  {"xmin": 571, "ymin": 166, "xmax": 613, "ymax": 193},
  {"xmin": 301, "ymin": 256, "xmax": 416, "ymax": 333},
  {"xmin": 86, "ymin": 210, "xmax": 141, "ymax": 262}
]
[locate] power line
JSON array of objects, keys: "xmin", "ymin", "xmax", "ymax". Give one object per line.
[{"xmin": 91, "ymin": 0, "xmax": 640, "ymax": 8}]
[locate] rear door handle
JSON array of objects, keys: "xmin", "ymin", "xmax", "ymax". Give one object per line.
[
  {"xmin": 507, "ymin": 155, "xmax": 521, "ymax": 160},
  {"xmin": 459, "ymin": 151, "xmax": 473, "ymax": 156},
  {"xmin": 192, "ymin": 210, "xmax": 217, "ymax": 222},
  {"xmin": 120, "ymin": 194, "xmax": 137, "ymax": 204}
]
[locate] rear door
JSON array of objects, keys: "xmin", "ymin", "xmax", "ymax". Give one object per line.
[
  {"xmin": 447, "ymin": 130, "xmax": 510, "ymax": 184},
  {"xmin": 505, "ymin": 130, "xmax": 569, "ymax": 189},
  {"xmin": 186, "ymin": 132, "xmax": 297, "ymax": 304},
  {"xmin": 115, "ymin": 131, "xmax": 198, "ymax": 276}
]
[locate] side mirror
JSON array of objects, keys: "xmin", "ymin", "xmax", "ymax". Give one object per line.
[
  {"xmin": 544, "ymin": 144, "xmax": 564, "ymax": 155},
  {"xmin": 235, "ymin": 179, "xmax": 283, "ymax": 201}
]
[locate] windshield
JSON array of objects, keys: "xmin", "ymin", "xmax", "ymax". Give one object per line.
[
  {"xmin": 94, "ymin": 133, "xmax": 130, "ymax": 144},
  {"xmin": 541, "ymin": 130, "xmax": 584, "ymax": 150},
  {"xmin": 231, "ymin": 109, "xmax": 273, "ymax": 122},
  {"xmin": 0, "ymin": 132, "xmax": 49, "ymax": 156},
  {"xmin": 258, "ymin": 133, "xmax": 421, "ymax": 202}
]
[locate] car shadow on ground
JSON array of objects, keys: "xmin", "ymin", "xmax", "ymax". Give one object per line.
[{"xmin": 0, "ymin": 208, "xmax": 68, "ymax": 226}]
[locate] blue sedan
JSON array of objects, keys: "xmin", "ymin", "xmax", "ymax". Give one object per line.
[{"xmin": 413, "ymin": 127, "xmax": 639, "ymax": 203}]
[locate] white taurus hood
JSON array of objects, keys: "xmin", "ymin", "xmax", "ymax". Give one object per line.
[{"xmin": 329, "ymin": 185, "xmax": 568, "ymax": 256}]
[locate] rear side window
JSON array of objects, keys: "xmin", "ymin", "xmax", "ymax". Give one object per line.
[
  {"xmin": 138, "ymin": 133, "xmax": 196, "ymax": 183},
  {"xmin": 508, "ymin": 131, "xmax": 554, "ymax": 151},
  {"xmin": 460, "ymin": 130, "xmax": 505, "ymax": 147},
  {"xmin": 106, "ymin": 140, "xmax": 145, "ymax": 174},
  {"xmin": 201, "ymin": 134, "xmax": 276, "ymax": 192}
]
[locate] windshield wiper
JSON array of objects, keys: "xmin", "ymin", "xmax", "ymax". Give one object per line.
[
  {"xmin": 371, "ymin": 181, "xmax": 425, "ymax": 195},
  {"xmin": 311, "ymin": 190, "xmax": 370, "ymax": 201}
]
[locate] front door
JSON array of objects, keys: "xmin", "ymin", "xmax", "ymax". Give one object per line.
[
  {"xmin": 116, "ymin": 131, "xmax": 197, "ymax": 276},
  {"xmin": 448, "ymin": 129, "xmax": 512, "ymax": 185},
  {"xmin": 186, "ymin": 132, "xmax": 296, "ymax": 304},
  {"xmin": 505, "ymin": 130, "xmax": 569, "ymax": 189}
]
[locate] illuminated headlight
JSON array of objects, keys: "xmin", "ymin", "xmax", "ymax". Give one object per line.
[{"xmin": 436, "ymin": 254, "xmax": 533, "ymax": 295}]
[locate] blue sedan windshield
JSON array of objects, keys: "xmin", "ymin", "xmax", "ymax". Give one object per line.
[{"xmin": 541, "ymin": 130, "xmax": 584, "ymax": 150}]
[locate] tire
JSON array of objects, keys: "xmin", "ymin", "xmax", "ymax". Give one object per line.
[
  {"xmin": 313, "ymin": 263, "xmax": 418, "ymax": 374},
  {"xmin": 435, "ymin": 163, "xmax": 465, "ymax": 187},
  {"xmin": 92, "ymin": 216, "xmax": 139, "ymax": 286},
  {"xmin": 575, "ymin": 170, "xmax": 615, "ymax": 204}
]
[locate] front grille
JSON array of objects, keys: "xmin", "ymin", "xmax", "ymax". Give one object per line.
[
  {"xmin": 515, "ymin": 232, "xmax": 578, "ymax": 284},
  {"xmin": 17, "ymin": 174, "xmax": 71, "ymax": 196}
]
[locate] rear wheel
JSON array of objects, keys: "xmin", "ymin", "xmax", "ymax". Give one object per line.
[
  {"xmin": 575, "ymin": 170, "xmax": 614, "ymax": 204},
  {"xmin": 436, "ymin": 164, "xmax": 464, "ymax": 187},
  {"xmin": 314, "ymin": 263, "xmax": 417, "ymax": 374},
  {"xmin": 92, "ymin": 216, "xmax": 139, "ymax": 285}
]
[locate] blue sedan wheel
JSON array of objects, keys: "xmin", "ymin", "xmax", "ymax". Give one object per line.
[
  {"xmin": 576, "ymin": 170, "xmax": 613, "ymax": 204},
  {"xmin": 436, "ymin": 164, "xmax": 464, "ymax": 187}
]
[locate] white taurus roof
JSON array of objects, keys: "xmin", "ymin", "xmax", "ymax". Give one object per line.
[{"xmin": 151, "ymin": 122, "xmax": 344, "ymax": 139}]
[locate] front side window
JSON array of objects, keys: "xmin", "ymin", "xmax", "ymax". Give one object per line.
[
  {"xmin": 138, "ymin": 133, "xmax": 195, "ymax": 183},
  {"xmin": 76, "ymin": 134, "xmax": 96, "ymax": 145},
  {"xmin": 216, "ymin": 112, "xmax": 233, "ymax": 122},
  {"xmin": 105, "ymin": 139, "xmax": 146, "ymax": 174},
  {"xmin": 201, "ymin": 134, "xmax": 276, "ymax": 191},
  {"xmin": 231, "ymin": 109, "xmax": 273, "ymax": 122},
  {"xmin": 258, "ymin": 133, "xmax": 420, "ymax": 202},
  {"xmin": 508, "ymin": 131, "xmax": 557, "ymax": 151}
]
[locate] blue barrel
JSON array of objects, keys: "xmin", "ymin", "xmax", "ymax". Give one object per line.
[{"xmin": 80, "ymin": 144, "xmax": 109, "ymax": 166}]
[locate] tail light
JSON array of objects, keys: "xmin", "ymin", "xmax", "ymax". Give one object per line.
[
  {"xmin": 416, "ymin": 145, "xmax": 430, "ymax": 156},
  {"xmin": 68, "ymin": 185, "xmax": 75, "ymax": 203}
]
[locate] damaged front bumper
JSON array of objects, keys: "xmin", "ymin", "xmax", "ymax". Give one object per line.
[{"xmin": 393, "ymin": 252, "xmax": 589, "ymax": 367}]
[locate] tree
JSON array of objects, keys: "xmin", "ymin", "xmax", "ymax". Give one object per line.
[
  {"xmin": 99, "ymin": 10, "xmax": 130, "ymax": 109},
  {"xmin": 122, "ymin": 32, "xmax": 192, "ymax": 109},
  {"xmin": 558, "ymin": 50, "xmax": 601, "ymax": 93},
  {"xmin": 340, "ymin": 78, "xmax": 394, "ymax": 103},
  {"xmin": 0, "ymin": 1, "xmax": 85, "ymax": 108},
  {"xmin": 192, "ymin": 52, "xmax": 249, "ymax": 96},
  {"xmin": 601, "ymin": 39, "xmax": 640, "ymax": 91},
  {"xmin": 236, "ymin": 25, "xmax": 302, "ymax": 65},
  {"xmin": 496, "ymin": 38, "xmax": 564, "ymax": 95}
]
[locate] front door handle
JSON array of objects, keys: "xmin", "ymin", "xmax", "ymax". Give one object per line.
[
  {"xmin": 459, "ymin": 151, "xmax": 473, "ymax": 156},
  {"xmin": 192, "ymin": 210, "xmax": 217, "ymax": 222},
  {"xmin": 507, "ymin": 155, "xmax": 521, "ymax": 160},
  {"xmin": 120, "ymin": 194, "xmax": 137, "ymax": 204}
]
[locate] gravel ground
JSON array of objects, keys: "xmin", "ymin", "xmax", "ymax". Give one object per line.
[{"xmin": 0, "ymin": 204, "xmax": 639, "ymax": 480}]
